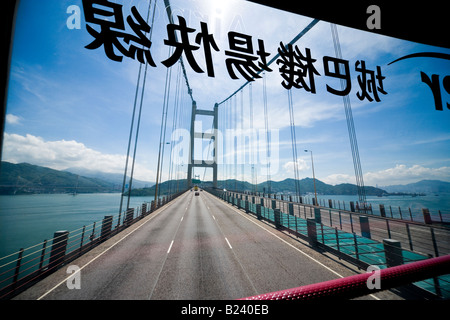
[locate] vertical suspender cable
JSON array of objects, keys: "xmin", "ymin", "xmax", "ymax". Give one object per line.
[
  {"xmin": 154, "ymin": 46, "xmax": 173, "ymax": 203},
  {"xmin": 126, "ymin": 0, "xmax": 157, "ymax": 210},
  {"xmin": 159, "ymin": 65, "xmax": 173, "ymax": 198},
  {"xmin": 262, "ymin": 73, "xmax": 271, "ymax": 194},
  {"xmin": 222, "ymin": 102, "xmax": 225, "ymax": 189},
  {"xmin": 229, "ymin": 98, "xmax": 232, "ymax": 190},
  {"xmin": 224, "ymin": 100, "xmax": 227, "ymax": 190},
  {"xmin": 162, "ymin": 0, "xmax": 195, "ymax": 197},
  {"xmin": 119, "ymin": 0, "xmax": 156, "ymax": 220},
  {"xmin": 167, "ymin": 62, "xmax": 182, "ymax": 196},
  {"xmin": 287, "ymin": 89, "xmax": 301, "ymax": 199},
  {"xmin": 233, "ymin": 96, "xmax": 238, "ymax": 191},
  {"xmin": 249, "ymin": 83, "xmax": 257, "ymax": 193},
  {"xmin": 215, "ymin": 19, "xmax": 319, "ymax": 195},
  {"xmin": 330, "ymin": 23, "xmax": 367, "ymax": 209},
  {"xmin": 217, "ymin": 19, "xmax": 319, "ymax": 106},
  {"xmin": 240, "ymin": 89, "xmax": 244, "ymax": 188}
]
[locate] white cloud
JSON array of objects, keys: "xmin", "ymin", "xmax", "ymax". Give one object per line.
[
  {"xmin": 325, "ymin": 165, "xmax": 450, "ymax": 187},
  {"xmin": 283, "ymin": 159, "xmax": 309, "ymax": 174},
  {"xmin": 5, "ymin": 114, "xmax": 21, "ymax": 125},
  {"xmin": 322, "ymin": 164, "xmax": 450, "ymax": 187},
  {"xmin": 2, "ymin": 133, "xmax": 155, "ymax": 181},
  {"xmin": 364, "ymin": 164, "xmax": 450, "ymax": 186},
  {"xmin": 322, "ymin": 173, "xmax": 354, "ymax": 185}
]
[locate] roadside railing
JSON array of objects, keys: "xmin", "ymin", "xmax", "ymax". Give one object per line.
[
  {"xmin": 240, "ymin": 254, "xmax": 450, "ymax": 300},
  {"xmin": 208, "ymin": 189, "xmax": 450, "ymax": 299},
  {"xmin": 0, "ymin": 190, "xmax": 186, "ymax": 300},
  {"xmin": 238, "ymin": 191, "xmax": 450, "ymax": 225}
]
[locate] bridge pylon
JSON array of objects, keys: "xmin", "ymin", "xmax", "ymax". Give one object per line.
[{"xmin": 187, "ymin": 101, "xmax": 218, "ymax": 189}]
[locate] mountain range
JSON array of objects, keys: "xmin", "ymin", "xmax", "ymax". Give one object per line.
[
  {"xmin": 380, "ymin": 180, "xmax": 450, "ymax": 194},
  {"xmin": 1, "ymin": 161, "xmax": 449, "ymax": 196},
  {"xmin": 63, "ymin": 167, "xmax": 154, "ymax": 189},
  {"xmin": 0, "ymin": 161, "xmax": 153, "ymax": 195},
  {"xmin": 127, "ymin": 177, "xmax": 388, "ymax": 196}
]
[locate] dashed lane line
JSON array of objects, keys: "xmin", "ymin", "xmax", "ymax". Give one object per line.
[
  {"xmin": 37, "ymin": 192, "xmax": 189, "ymax": 300},
  {"xmin": 202, "ymin": 192, "xmax": 380, "ymax": 300}
]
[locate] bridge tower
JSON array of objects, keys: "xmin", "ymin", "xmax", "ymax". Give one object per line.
[{"xmin": 187, "ymin": 101, "xmax": 218, "ymax": 189}]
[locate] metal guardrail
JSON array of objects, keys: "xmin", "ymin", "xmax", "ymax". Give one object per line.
[
  {"xmin": 226, "ymin": 191, "xmax": 450, "ymax": 225},
  {"xmin": 0, "ymin": 190, "xmax": 186, "ymax": 300},
  {"xmin": 3, "ymin": 188, "xmax": 448, "ymax": 300},
  {"xmin": 208, "ymin": 189, "xmax": 450, "ymax": 299},
  {"xmin": 240, "ymin": 254, "xmax": 450, "ymax": 300}
]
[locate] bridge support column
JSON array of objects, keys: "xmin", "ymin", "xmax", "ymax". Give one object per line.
[
  {"xmin": 383, "ymin": 239, "xmax": 404, "ymax": 267},
  {"xmin": 314, "ymin": 207, "xmax": 321, "ymax": 224},
  {"xmin": 274, "ymin": 209, "xmax": 281, "ymax": 229},
  {"xmin": 150, "ymin": 200, "xmax": 155, "ymax": 212},
  {"xmin": 49, "ymin": 231, "xmax": 69, "ymax": 270},
  {"xmin": 125, "ymin": 208, "xmax": 134, "ymax": 225},
  {"xmin": 422, "ymin": 208, "xmax": 432, "ymax": 224},
  {"xmin": 256, "ymin": 204, "xmax": 262, "ymax": 220},
  {"xmin": 307, "ymin": 219, "xmax": 318, "ymax": 247},
  {"xmin": 288, "ymin": 203, "xmax": 294, "ymax": 216},
  {"xmin": 379, "ymin": 204, "xmax": 386, "ymax": 217},
  {"xmin": 360, "ymin": 216, "xmax": 371, "ymax": 239},
  {"xmin": 187, "ymin": 102, "xmax": 218, "ymax": 189},
  {"xmin": 101, "ymin": 215, "xmax": 113, "ymax": 242}
]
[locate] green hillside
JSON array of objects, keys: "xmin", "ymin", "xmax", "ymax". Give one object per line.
[
  {"xmin": 127, "ymin": 177, "xmax": 387, "ymax": 196},
  {"xmin": 0, "ymin": 162, "xmax": 118, "ymax": 194}
]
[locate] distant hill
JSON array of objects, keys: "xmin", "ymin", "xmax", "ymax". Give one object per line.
[
  {"xmin": 0, "ymin": 162, "xmax": 119, "ymax": 194},
  {"xmin": 127, "ymin": 177, "xmax": 388, "ymax": 196},
  {"xmin": 219, "ymin": 178, "xmax": 387, "ymax": 196},
  {"xmin": 64, "ymin": 167, "xmax": 154, "ymax": 189},
  {"xmin": 381, "ymin": 180, "xmax": 450, "ymax": 194},
  {"xmin": 8, "ymin": 161, "xmax": 445, "ymax": 197},
  {"xmin": 126, "ymin": 179, "xmax": 189, "ymax": 196}
]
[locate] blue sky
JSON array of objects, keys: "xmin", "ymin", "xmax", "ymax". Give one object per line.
[{"xmin": 2, "ymin": 0, "xmax": 450, "ymax": 187}]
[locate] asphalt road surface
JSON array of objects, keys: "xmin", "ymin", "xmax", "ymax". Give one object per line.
[{"xmin": 15, "ymin": 190, "xmax": 398, "ymax": 300}]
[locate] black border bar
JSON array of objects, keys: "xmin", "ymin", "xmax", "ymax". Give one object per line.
[{"xmin": 245, "ymin": 1, "xmax": 449, "ymax": 49}]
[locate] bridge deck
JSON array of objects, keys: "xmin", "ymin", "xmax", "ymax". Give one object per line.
[{"xmin": 14, "ymin": 190, "xmax": 402, "ymax": 300}]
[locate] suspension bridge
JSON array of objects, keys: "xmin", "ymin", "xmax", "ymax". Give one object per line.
[{"xmin": 1, "ymin": 0, "xmax": 449, "ymax": 303}]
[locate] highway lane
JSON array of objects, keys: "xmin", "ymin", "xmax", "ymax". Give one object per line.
[{"xmin": 15, "ymin": 190, "xmax": 392, "ymax": 300}]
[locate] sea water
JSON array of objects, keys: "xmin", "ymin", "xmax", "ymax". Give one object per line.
[
  {"xmin": 0, "ymin": 192, "xmax": 449, "ymax": 258},
  {"xmin": 0, "ymin": 193, "xmax": 155, "ymax": 258}
]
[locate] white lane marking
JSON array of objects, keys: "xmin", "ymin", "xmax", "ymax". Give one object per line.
[
  {"xmin": 203, "ymin": 192, "xmax": 380, "ymax": 300},
  {"xmin": 37, "ymin": 192, "xmax": 188, "ymax": 300},
  {"xmin": 225, "ymin": 237, "xmax": 233, "ymax": 249},
  {"xmin": 204, "ymin": 196, "xmax": 233, "ymax": 251},
  {"xmin": 167, "ymin": 240, "xmax": 174, "ymax": 254},
  {"xmin": 148, "ymin": 194, "xmax": 194, "ymax": 300}
]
